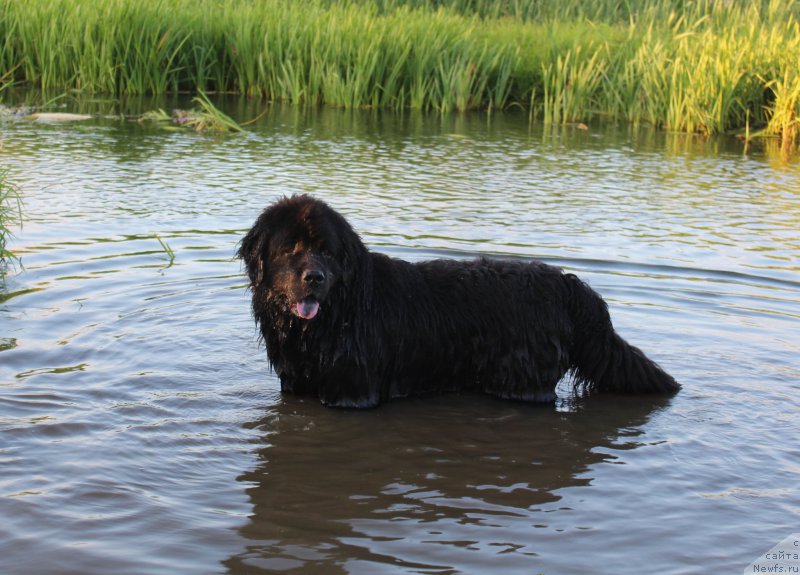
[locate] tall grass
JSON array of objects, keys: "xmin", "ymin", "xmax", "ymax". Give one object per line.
[
  {"xmin": 1, "ymin": 0, "xmax": 800, "ymax": 142},
  {"xmin": 0, "ymin": 168, "xmax": 21, "ymax": 275},
  {"xmin": 764, "ymin": 71, "xmax": 800, "ymax": 153},
  {"xmin": 540, "ymin": 43, "xmax": 607, "ymax": 125}
]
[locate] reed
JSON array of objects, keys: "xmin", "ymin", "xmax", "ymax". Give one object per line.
[
  {"xmin": 761, "ymin": 70, "xmax": 800, "ymax": 154},
  {"xmin": 0, "ymin": 167, "xmax": 21, "ymax": 274},
  {"xmin": 137, "ymin": 92, "xmax": 245, "ymax": 133},
  {"xmin": 189, "ymin": 92, "xmax": 244, "ymax": 132},
  {"xmin": 1, "ymin": 0, "xmax": 799, "ymax": 143},
  {"xmin": 155, "ymin": 234, "xmax": 175, "ymax": 268},
  {"xmin": 541, "ymin": 43, "xmax": 608, "ymax": 125}
]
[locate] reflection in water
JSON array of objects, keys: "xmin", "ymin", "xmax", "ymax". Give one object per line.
[{"xmin": 226, "ymin": 393, "xmax": 672, "ymax": 574}]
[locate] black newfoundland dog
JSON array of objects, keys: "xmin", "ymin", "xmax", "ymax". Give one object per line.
[{"xmin": 238, "ymin": 195, "xmax": 679, "ymax": 408}]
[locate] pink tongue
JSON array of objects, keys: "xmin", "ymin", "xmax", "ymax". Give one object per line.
[{"xmin": 294, "ymin": 299, "xmax": 320, "ymax": 320}]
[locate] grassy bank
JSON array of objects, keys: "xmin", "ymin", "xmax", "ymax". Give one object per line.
[{"xmin": 1, "ymin": 0, "xmax": 799, "ymax": 142}]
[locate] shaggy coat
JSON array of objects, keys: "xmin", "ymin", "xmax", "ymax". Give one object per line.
[{"xmin": 238, "ymin": 195, "xmax": 679, "ymax": 408}]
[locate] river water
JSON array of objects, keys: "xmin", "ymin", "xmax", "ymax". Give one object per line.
[{"xmin": 1, "ymin": 100, "xmax": 798, "ymax": 574}]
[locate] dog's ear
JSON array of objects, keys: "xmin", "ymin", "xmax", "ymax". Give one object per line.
[
  {"xmin": 237, "ymin": 223, "xmax": 267, "ymax": 287},
  {"xmin": 337, "ymin": 227, "xmax": 372, "ymax": 303}
]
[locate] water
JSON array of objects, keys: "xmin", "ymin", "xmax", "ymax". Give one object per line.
[{"xmin": 1, "ymin": 101, "xmax": 799, "ymax": 574}]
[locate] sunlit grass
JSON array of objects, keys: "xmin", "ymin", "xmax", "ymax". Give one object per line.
[
  {"xmin": 1, "ymin": 0, "xmax": 799, "ymax": 144},
  {"xmin": 760, "ymin": 70, "xmax": 800, "ymax": 153}
]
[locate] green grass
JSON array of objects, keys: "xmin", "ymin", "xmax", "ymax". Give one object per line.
[
  {"xmin": 1, "ymin": 0, "xmax": 800, "ymax": 144},
  {"xmin": 139, "ymin": 92, "xmax": 245, "ymax": 133},
  {"xmin": 155, "ymin": 234, "xmax": 176, "ymax": 269},
  {"xmin": 0, "ymin": 167, "xmax": 21, "ymax": 275},
  {"xmin": 759, "ymin": 68, "xmax": 800, "ymax": 153}
]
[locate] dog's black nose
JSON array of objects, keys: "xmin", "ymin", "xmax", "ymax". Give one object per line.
[{"xmin": 303, "ymin": 269, "xmax": 325, "ymax": 285}]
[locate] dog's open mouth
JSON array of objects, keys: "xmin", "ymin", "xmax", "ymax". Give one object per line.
[{"xmin": 293, "ymin": 297, "xmax": 320, "ymax": 320}]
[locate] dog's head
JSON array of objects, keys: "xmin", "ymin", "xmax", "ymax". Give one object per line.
[{"xmin": 238, "ymin": 195, "xmax": 366, "ymax": 322}]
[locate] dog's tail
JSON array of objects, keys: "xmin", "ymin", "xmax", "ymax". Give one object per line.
[{"xmin": 564, "ymin": 274, "xmax": 680, "ymax": 395}]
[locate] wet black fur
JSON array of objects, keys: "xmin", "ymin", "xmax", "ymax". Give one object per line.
[{"xmin": 238, "ymin": 195, "xmax": 680, "ymax": 408}]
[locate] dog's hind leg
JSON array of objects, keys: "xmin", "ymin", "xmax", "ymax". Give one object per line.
[{"xmin": 564, "ymin": 274, "xmax": 680, "ymax": 395}]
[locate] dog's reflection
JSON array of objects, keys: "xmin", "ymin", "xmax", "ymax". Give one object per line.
[{"xmin": 224, "ymin": 393, "xmax": 671, "ymax": 574}]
